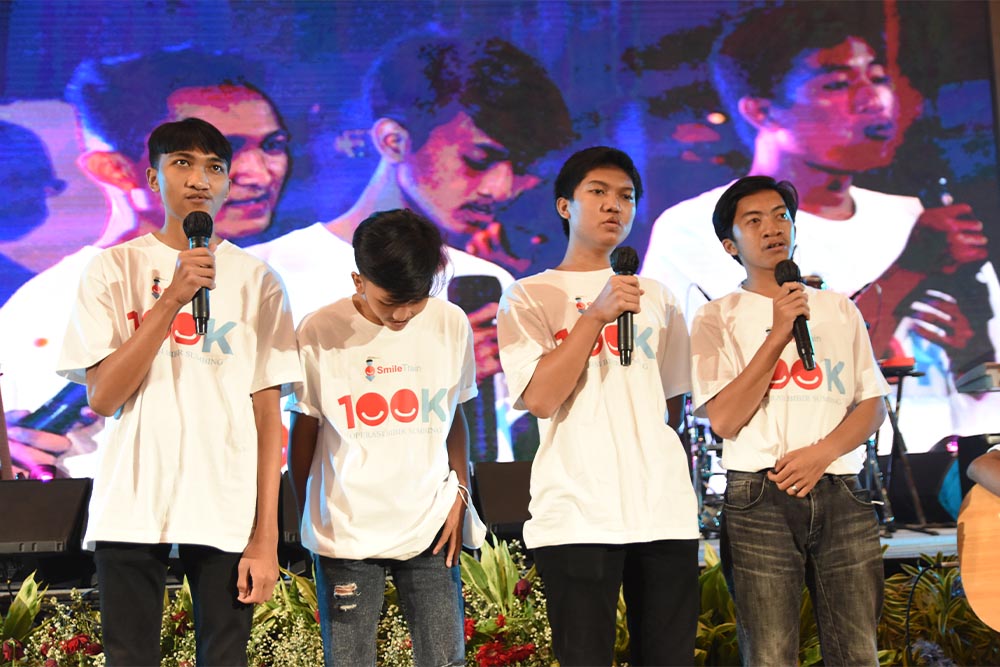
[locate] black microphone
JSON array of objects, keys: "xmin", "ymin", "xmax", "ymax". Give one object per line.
[
  {"xmin": 448, "ymin": 275, "xmax": 503, "ymax": 463},
  {"xmin": 774, "ymin": 259, "xmax": 815, "ymax": 371},
  {"xmin": 610, "ymin": 246, "xmax": 639, "ymax": 366},
  {"xmin": 182, "ymin": 211, "xmax": 213, "ymax": 335}
]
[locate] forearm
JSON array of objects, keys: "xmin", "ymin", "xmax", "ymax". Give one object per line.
[
  {"xmin": 853, "ymin": 265, "xmax": 925, "ymax": 358},
  {"xmin": 814, "ymin": 396, "xmax": 887, "ymax": 460},
  {"xmin": 666, "ymin": 394, "xmax": 685, "ymax": 433},
  {"xmin": 521, "ymin": 312, "xmax": 606, "ymax": 418},
  {"xmin": 249, "ymin": 387, "xmax": 282, "ymax": 547},
  {"xmin": 968, "ymin": 451, "xmax": 1000, "ymax": 497},
  {"xmin": 705, "ymin": 333, "xmax": 787, "ymax": 439},
  {"xmin": 85, "ymin": 296, "xmax": 184, "ymax": 416},
  {"xmin": 446, "ymin": 408, "xmax": 470, "ymax": 488},
  {"xmin": 287, "ymin": 412, "xmax": 319, "ymax": 518}
]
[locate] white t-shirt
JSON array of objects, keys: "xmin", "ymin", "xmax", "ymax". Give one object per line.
[
  {"xmin": 690, "ymin": 287, "xmax": 890, "ymax": 474},
  {"xmin": 642, "ymin": 184, "xmax": 1000, "ymax": 453},
  {"xmin": 57, "ymin": 234, "xmax": 302, "ymax": 552},
  {"xmin": 292, "ymin": 296, "xmax": 477, "ymax": 560},
  {"xmin": 497, "ymin": 268, "xmax": 699, "ymax": 548},
  {"xmin": 249, "ymin": 222, "xmax": 521, "ymax": 461}
]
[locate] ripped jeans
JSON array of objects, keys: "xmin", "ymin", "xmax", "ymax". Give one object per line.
[{"xmin": 314, "ymin": 549, "xmax": 465, "ymax": 667}]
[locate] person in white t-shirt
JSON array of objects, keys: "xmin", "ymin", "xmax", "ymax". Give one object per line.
[
  {"xmin": 288, "ymin": 209, "xmax": 474, "ymax": 666},
  {"xmin": 56, "ymin": 118, "xmax": 301, "ymax": 666},
  {"xmin": 497, "ymin": 147, "xmax": 699, "ymax": 665},
  {"xmin": 252, "ymin": 33, "xmax": 575, "ymax": 466},
  {"xmin": 967, "ymin": 445, "xmax": 1000, "ymax": 497},
  {"xmin": 690, "ymin": 176, "xmax": 889, "ymax": 665},
  {"xmin": 642, "ymin": 3, "xmax": 1000, "ymax": 453}
]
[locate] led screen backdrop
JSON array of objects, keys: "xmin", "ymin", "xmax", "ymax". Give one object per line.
[{"xmin": 1, "ymin": 0, "xmax": 998, "ymax": 479}]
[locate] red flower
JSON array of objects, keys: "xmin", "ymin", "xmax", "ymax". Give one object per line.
[
  {"xmin": 404, "ymin": 637, "xmax": 413, "ymax": 649},
  {"xmin": 2, "ymin": 639, "xmax": 25, "ymax": 661},
  {"xmin": 513, "ymin": 578, "xmax": 532, "ymax": 599},
  {"xmin": 464, "ymin": 617, "xmax": 476, "ymax": 641},
  {"xmin": 60, "ymin": 633, "xmax": 90, "ymax": 654},
  {"xmin": 496, "ymin": 613, "xmax": 506, "ymax": 628},
  {"xmin": 84, "ymin": 641, "xmax": 104, "ymax": 656},
  {"xmin": 40, "ymin": 641, "xmax": 50, "ymax": 657},
  {"xmin": 314, "ymin": 609, "xmax": 321, "ymax": 624},
  {"xmin": 476, "ymin": 640, "xmax": 537, "ymax": 666},
  {"xmin": 45, "ymin": 660, "xmax": 58, "ymax": 667}
]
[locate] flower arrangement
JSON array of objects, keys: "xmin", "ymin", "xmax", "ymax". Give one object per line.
[{"xmin": 3, "ymin": 543, "xmax": 999, "ymax": 666}]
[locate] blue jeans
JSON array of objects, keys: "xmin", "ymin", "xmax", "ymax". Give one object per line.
[
  {"xmin": 721, "ymin": 471, "xmax": 883, "ymax": 666},
  {"xmin": 314, "ymin": 549, "xmax": 464, "ymax": 667}
]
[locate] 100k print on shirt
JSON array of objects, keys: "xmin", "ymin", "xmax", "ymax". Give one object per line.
[
  {"xmin": 128, "ymin": 309, "xmax": 237, "ymax": 356},
  {"xmin": 338, "ymin": 387, "xmax": 452, "ymax": 429},
  {"xmin": 769, "ymin": 357, "xmax": 850, "ymax": 395},
  {"xmin": 555, "ymin": 298, "xmax": 655, "ymax": 361}
]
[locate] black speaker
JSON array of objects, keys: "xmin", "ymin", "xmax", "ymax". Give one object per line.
[
  {"xmin": 0, "ymin": 478, "xmax": 91, "ymax": 553},
  {"xmin": 878, "ymin": 452, "xmax": 956, "ymax": 525}
]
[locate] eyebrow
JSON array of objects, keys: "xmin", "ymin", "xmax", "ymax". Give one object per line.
[
  {"xmin": 813, "ymin": 61, "xmax": 884, "ymax": 75},
  {"xmin": 585, "ymin": 179, "xmax": 634, "ymax": 192},
  {"xmin": 474, "ymin": 143, "xmax": 510, "ymax": 162},
  {"xmin": 739, "ymin": 204, "xmax": 787, "ymax": 219}
]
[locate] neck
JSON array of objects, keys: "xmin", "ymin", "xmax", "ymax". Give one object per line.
[
  {"xmin": 557, "ymin": 238, "xmax": 613, "ymax": 271},
  {"xmin": 750, "ymin": 138, "xmax": 856, "ymax": 220},
  {"xmin": 741, "ymin": 264, "xmax": 785, "ymax": 299},
  {"xmin": 326, "ymin": 160, "xmax": 409, "ymax": 242},
  {"xmin": 155, "ymin": 219, "xmax": 217, "ymax": 251}
]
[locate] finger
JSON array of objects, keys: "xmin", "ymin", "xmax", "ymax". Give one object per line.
[
  {"xmin": 10, "ymin": 441, "xmax": 58, "ymax": 469},
  {"xmin": 236, "ymin": 559, "xmax": 251, "ymax": 602},
  {"xmin": 432, "ymin": 528, "xmax": 448, "ymax": 555},
  {"xmin": 6, "ymin": 426, "xmax": 72, "ymax": 454},
  {"xmin": 446, "ymin": 531, "xmax": 459, "ymax": 568}
]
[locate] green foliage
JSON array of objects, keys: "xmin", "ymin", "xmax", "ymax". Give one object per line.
[{"xmin": 1, "ymin": 572, "xmax": 45, "ymax": 643}]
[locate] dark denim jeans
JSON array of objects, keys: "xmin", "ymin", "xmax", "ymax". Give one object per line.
[
  {"xmin": 721, "ymin": 470, "xmax": 883, "ymax": 666},
  {"xmin": 314, "ymin": 549, "xmax": 464, "ymax": 667}
]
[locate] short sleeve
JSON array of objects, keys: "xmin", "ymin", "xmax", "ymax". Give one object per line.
[
  {"xmin": 656, "ymin": 284, "xmax": 692, "ymax": 400},
  {"xmin": 289, "ymin": 312, "xmax": 324, "ymax": 419},
  {"xmin": 846, "ymin": 299, "xmax": 890, "ymax": 403},
  {"xmin": 689, "ymin": 302, "xmax": 738, "ymax": 418},
  {"xmin": 252, "ymin": 270, "xmax": 302, "ymax": 397},
  {"xmin": 56, "ymin": 255, "xmax": 119, "ymax": 385},
  {"xmin": 457, "ymin": 315, "xmax": 478, "ymax": 404},
  {"xmin": 497, "ymin": 281, "xmax": 554, "ymax": 410}
]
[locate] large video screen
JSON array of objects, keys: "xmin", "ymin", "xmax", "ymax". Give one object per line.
[{"xmin": 1, "ymin": 0, "xmax": 998, "ymax": 479}]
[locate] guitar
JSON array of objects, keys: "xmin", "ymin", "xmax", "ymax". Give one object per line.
[{"xmin": 957, "ymin": 484, "xmax": 1000, "ymax": 631}]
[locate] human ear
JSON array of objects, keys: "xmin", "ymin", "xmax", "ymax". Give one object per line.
[
  {"xmin": 370, "ymin": 118, "xmax": 410, "ymax": 163},
  {"xmin": 80, "ymin": 150, "xmax": 145, "ymax": 192},
  {"xmin": 737, "ymin": 96, "xmax": 773, "ymax": 131}
]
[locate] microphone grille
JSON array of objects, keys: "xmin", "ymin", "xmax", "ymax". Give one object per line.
[
  {"xmin": 774, "ymin": 259, "xmax": 802, "ymax": 286},
  {"xmin": 610, "ymin": 246, "xmax": 639, "ymax": 274},
  {"xmin": 182, "ymin": 211, "xmax": 214, "ymax": 239}
]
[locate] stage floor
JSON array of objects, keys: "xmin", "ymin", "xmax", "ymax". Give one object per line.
[{"xmin": 698, "ymin": 524, "xmax": 958, "ymax": 566}]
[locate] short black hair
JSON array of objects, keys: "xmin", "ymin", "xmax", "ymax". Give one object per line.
[
  {"xmin": 148, "ymin": 117, "xmax": 233, "ymax": 171},
  {"xmin": 66, "ymin": 45, "xmax": 278, "ymax": 162},
  {"xmin": 712, "ymin": 2, "xmax": 887, "ymax": 146},
  {"xmin": 353, "ymin": 208, "xmax": 449, "ymax": 303},
  {"xmin": 553, "ymin": 146, "xmax": 643, "ymax": 237},
  {"xmin": 712, "ymin": 176, "xmax": 798, "ymax": 263},
  {"xmin": 366, "ymin": 32, "xmax": 576, "ymax": 172}
]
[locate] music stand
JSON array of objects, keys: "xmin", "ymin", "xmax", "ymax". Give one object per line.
[{"xmin": 878, "ymin": 364, "xmax": 938, "ymax": 536}]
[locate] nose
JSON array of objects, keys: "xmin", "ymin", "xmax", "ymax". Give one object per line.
[
  {"xmin": 477, "ymin": 162, "xmax": 514, "ymax": 201},
  {"xmin": 602, "ymin": 193, "xmax": 623, "ymax": 212},
  {"xmin": 391, "ymin": 304, "xmax": 414, "ymax": 323},
  {"xmin": 231, "ymin": 147, "xmax": 270, "ymax": 186},
  {"xmin": 186, "ymin": 168, "xmax": 210, "ymax": 190},
  {"xmin": 853, "ymin": 78, "xmax": 890, "ymax": 115}
]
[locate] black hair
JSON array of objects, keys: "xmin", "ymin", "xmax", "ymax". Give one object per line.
[
  {"xmin": 148, "ymin": 117, "xmax": 233, "ymax": 171},
  {"xmin": 66, "ymin": 45, "xmax": 280, "ymax": 162},
  {"xmin": 553, "ymin": 146, "xmax": 643, "ymax": 237},
  {"xmin": 712, "ymin": 1, "xmax": 888, "ymax": 146},
  {"xmin": 365, "ymin": 32, "xmax": 576, "ymax": 172},
  {"xmin": 712, "ymin": 175, "xmax": 798, "ymax": 263},
  {"xmin": 353, "ymin": 208, "xmax": 449, "ymax": 303}
]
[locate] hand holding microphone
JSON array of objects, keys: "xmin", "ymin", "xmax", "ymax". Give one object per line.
[
  {"xmin": 774, "ymin": 259, "xmax": 815, "ymax": 371},
  {"xmin": 610, "ymin": 246, "xmax": 640, "ymax": 366},
  {"xmin": 181, "ymin": 211, "xmax": 215, "ymax": 335}
]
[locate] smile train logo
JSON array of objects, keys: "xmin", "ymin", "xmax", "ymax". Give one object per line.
[{"xmin": 364, "ymin": 357, "xmax": 375, "ymax": 382}]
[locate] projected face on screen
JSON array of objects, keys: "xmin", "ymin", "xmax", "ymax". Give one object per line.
[
  {"xmin": 0, "ymin": 121, "xmax": 66, "ymax": 240},
  {"xmin": 770, "ymin": 37, "xmax": 900, "ymax": 173},
  {"xmin": 164, "ymin": 85, "xmax": 289, "ymax": 238},
  {"xmin": 397, "ymin": 111, "xmax": 541, "ymax": 247}
]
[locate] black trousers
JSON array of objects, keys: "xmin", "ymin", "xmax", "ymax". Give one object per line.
[
  {"xmin": 533, "ymin": 539, "xmax": 699, "ymax": 666},
  {"xmin": 94, "ymin": 542, "xmax": 253, "ymax": 667}
]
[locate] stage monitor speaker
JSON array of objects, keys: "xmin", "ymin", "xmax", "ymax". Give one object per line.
[
  {"xmin": 957, "ymin": 434, "xmax": 1000, "ymax": 497},
  {"xmin": 472, "ymin": 461, "xmax": 532, "ymax": 531},
  {"xmin": 0, "ymin": 478, "xmax": 91, "ymax": 553},
  {"xmin": 878, "ymin": 452, "xmax": 956, "ymax": 525}
]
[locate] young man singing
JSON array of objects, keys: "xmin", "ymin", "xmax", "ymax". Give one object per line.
[
  {"xmin": 497, "ymin": 146, "xmax": 699, "ymax": 665},
  {"xmin": 690, "ymin": 176, "xmax": 889, "ymax": 665},
  {"xmin": 57, "ymin": 117, "xmax": 301, "ymax": 666}
]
